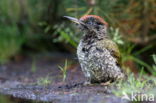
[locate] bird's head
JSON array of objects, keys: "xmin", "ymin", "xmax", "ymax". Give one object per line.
[{"xmin": 64, "ymin": 15, "xmax": 108, "ymax": 38}]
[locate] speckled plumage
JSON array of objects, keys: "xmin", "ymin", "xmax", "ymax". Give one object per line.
[
  {"xmin": 77, "ymin": 38, "xmax": 124, "ymax": 83},
  {"xmin": 64, "ymin": 15, "xmax": 125, "ymax": 84}
]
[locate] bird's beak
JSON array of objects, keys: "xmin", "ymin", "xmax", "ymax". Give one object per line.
[
  {"xmin": 63, "ymin": 16, "xmax": 80, "ymax": 24},
  {"xmin": 64, "ymin": 16, "xmax": 89, "ymax": 30}
]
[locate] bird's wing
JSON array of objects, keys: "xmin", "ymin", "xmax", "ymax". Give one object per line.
[{"xmin": 98, "ymin": 39, "xmax": 121, "ymax": 66}]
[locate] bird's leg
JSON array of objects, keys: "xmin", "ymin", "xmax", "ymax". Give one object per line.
[
  {"xmin": 83, "ymin": 77, "xmax": 92, "ymax": 86},
  {"xmin": 100, "ymin": 80, "xmax": 111, "ymax": 86}
]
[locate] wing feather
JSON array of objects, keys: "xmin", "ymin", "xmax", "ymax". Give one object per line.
[{"xmin": 97, "ymin": 39, "xmax": 121, "ymax": 66}]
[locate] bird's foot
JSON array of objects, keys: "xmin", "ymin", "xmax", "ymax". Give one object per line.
[{"xmin": 83, "ymin": 81, "xmax": 93, "ymax": 86}]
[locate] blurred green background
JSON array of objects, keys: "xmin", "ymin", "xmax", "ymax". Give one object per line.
[{"xmin": 0, "ymin": 0, "xmax": 156, "ymax": 74}]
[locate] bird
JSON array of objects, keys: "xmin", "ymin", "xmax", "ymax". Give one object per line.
[{"xmin": 64, "ymin": 15, "xmax": 125, "ymax": 85}]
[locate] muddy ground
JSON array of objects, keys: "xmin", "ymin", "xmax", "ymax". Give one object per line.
[{"xmin": 0, "ymin": 53, "xmax": 135, "ymax": 103}]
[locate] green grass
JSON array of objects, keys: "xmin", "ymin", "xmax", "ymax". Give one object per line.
[
  {"xmin": 112, "ymin": 72, "xmax": 156, "ymax": 101},
  {"xmin": 109, "ymin": 27, "xmax": 124, "ymax": 45},
  {"xmin": 31, "ymin": 58, "xmax": 37, "ymax": 73},
  {"xmin": 151, "ymin": 54, "xmax": 156, "ymax": 76},
  {"xmin": 0, "ymin": 25, "xmax": 25, "ymax": 64},
  {"xmin": 113, "ymin": 54, "xmax": 156, "ymax": 97},
  {"xmin": 52, "ymin": 24, "xmax": 79, "ymax": 48},
  {"xmin": 0, "ymin": 95, "xmax": 12, "ymax": 103},
  {"xmin": 58, "ymin": 59, "xmax": 68, "ymax": 82},
  {"xmin": 113, "ymin": 54, "xmax": 156, "ymax": 99},
  {"xmin": 37, "ymin": 75, "xmax": 51, "ymax": 86}
]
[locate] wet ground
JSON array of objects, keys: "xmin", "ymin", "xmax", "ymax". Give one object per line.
[{"xmin": 0, "ymin": 53, "xmax": 131, "ymax": 103}]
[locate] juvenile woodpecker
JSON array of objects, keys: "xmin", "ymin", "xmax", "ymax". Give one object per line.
[{"xmin": 64, "ymin": 15, "xmax": 125, "ymax": 84}]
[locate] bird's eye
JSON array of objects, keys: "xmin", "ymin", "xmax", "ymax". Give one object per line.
[
  {"xmin": 87, "ymin": 22, "xmax": 92, "ymax": 25},
  {"xmin": 96, "ymin": 22, "xmax": 103, "ymax": 25}
]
